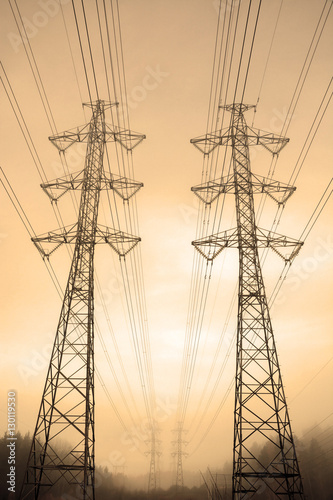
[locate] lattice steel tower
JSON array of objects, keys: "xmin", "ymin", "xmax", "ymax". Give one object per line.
[
  {"xmin": 172, "ymin": 422, "xmax": 188, "ymax": 489},
  {"xmin": 191, "ymin": 103, "xmax": 304, "ymax": 499},
  {"xmin": 146, "ymin": 427, "xmax": 161, "ymax": 494},
  {"xmin": 20, "ymin": 100, "xmax": 144, "ymax": 500}
]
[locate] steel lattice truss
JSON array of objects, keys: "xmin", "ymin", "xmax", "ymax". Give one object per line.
[
  {"xmin": 20, "ymin": 100, "xmax": 144, "ymax": 500},
  {"xmin": 171, "ymin": 423, "xmax": 188, "ymax": 490},
  {"xmin": 145, "ymin": 429, "xmax": 162, "ymax": 493},
  {"xmin": 192, "ymin": 103, "xmax": 304, "ymax": 499}
]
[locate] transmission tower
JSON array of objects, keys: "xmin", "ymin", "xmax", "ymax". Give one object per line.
[
  {"xmin": 172, "ymin": 422, "xmax": 188, "ymax": 489},
  {"xmin": 20, "ymin": 99, "xmax": 145, "ymax": 500},
  {"xmin": 145, "ymin": 425, "xmax": 161, "ymax": 494},
  {"xmin": 191, "ymin": 103, "xmax": 304, "ymax": 499}
]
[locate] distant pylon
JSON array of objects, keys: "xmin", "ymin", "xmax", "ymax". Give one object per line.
[
  {"xmin": 172, "ymin": 422, "xmax": 188, "ymax": 489},
  {"xmin": 191, "ymin": 103, "xmax": 304, "ymax": 499},
  {"xmin": 20, "ymin": 99, "xmax": 145, "ymax": 500},
  {"xmin": 145, "ymin": 425, "xmax": 161, "ymax": 494}
]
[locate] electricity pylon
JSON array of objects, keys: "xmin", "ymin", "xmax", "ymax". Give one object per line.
[
  {"xmin": 145, "ymin": 426, "xmax": 161, "ymax": 494},
  {"xmin": 172, "ymin": 422, "xmax": 188, "ymax": 489},
  {"xmin": 191, "ymin": 103, "xmax": 304, "ymax": 499},
  {"xmin": 20, "ymin": 99, "xmax": 145, "ymax": 500}
]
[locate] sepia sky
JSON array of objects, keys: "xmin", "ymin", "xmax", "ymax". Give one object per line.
[{"xmin": 0, "ymin": 0, "xmax": 332, "ymax": 484}]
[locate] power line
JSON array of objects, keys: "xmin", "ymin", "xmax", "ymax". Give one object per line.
[
  {"xmin": 0, "ymin": 62, "xmax": 48, "ymax": 184},
  {"xmin": 81, "ymin": 0, "xmax": 100, "ymax": 100},
  {"xmin": 240, "ymin": 0, "xmax": 262, "ymax": 103},
  {"xmin": 232, "ymin": 0, "xmax": 253, "ymax": 103},
  {"xmin": 59, "ymin": 1, "xmax": 86, "ymax": 108},
  {"xmin": 290, "ymin": 355, "xmax": 333, "ymax": 403},
  {"xmin": 303, "ymin": 412, "xmax": 333, "ymax": 438},
  {"xmin": 71, "ymin": 0, "xmax": 93, "ymax": 102},
  {"xmin": 175, "ymin": 0, "xmax": 267, "ymax": 457},
  {"xmin": 281, "ymin": 0, "xmax": 332, "ymax": 137},
  {"xmin": 65, "ymin": 2, "xmax": 157, "ymax": 454},
  {"xmin": 252, "ymin": 0, "xmax": 284, "ymax": 124},
  {"xmin": 0, "ymin": 167, "xmax": 36, "ymax": 239},
  {"xmin": 177, "ymin": 0, "xmax": 268, "ymax": 450},
  {"xmin": 289, "ymin": 77, "xmax": 332, "ymax": 186},
  {"xmin": 175, "ymin": 1, "xmax": 237, "ymax": 437},
  {"xmin": 9, "ymin": 0, "xmax": 58, "ymax": 135},
  {"xmin": 268, "ymin": 175, "xmax": 332, "ymax": 304},
  {"xmin": 299, "ymin": 178, "xmax": 332, "ymax": 241},
  {"xmin": 67, "ymin": 2, "xmax": 156, "ymax": 430},
  {"xmin": 103, "ymin": 0, "xmax": 157, "ymax": 425},
  {"xmin": 205, "ymin": 0, "xmax": 226, "ymax": 135}
]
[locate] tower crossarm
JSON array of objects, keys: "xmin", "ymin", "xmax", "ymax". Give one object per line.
[
  {"xmin": 218, "ymin": 126, "xmax": 289, "ymax": 155},
  {"xmin": 41, "ymin": 171, "xmax": 143, "ymax": 202},
  {"xmin": 145, "ymin": 449, "xmax": 162, "ymax": 457},
  {"xmin": 245, "ymin": 126, "xmax": 289, "ymax": 154},
  {"xmin": 192, "ymin": 227, "xmax": 303, "ymax": 262},
  {"xmin": 32, "ymin": 224, "xmax": 140, "ymax": 258},
  {"xmin": 192, "ymin": 228, "xmax": 238, "ymax": 260},
  {"xmin": 191, "ymin": 173, "xmax": 235, "ymax": 204},
  {"xmin": 251, "ymin": 173, "xmax": 295, "ymax": 203},
  {"xmin": 191, "ymin": 99, "xmax": 288, "ymax": 158},
  {"xmin": 96, "ymin": 225, "xmax": 141, "ymax": 255},
  {"xmin": 49, "ymin": 123, "xmax": 145, "ymax": 153},
  {"xmin": 190, "ymin": 127, "xmax": 289, "ymax": 156},
  {"xmin": 171, "ymin": 442, "xmax": 189, "ymax": 451},
  {"xmin": 191, "ymin": 172, "xmax": 295, "ymax": 205},
  {"xmin": 190, "ymin": 128, "xmax": 230, "ymax": 155},
  {"xmin": 107, "ymin": 124, "xmax": 146, "ymax": 151}
]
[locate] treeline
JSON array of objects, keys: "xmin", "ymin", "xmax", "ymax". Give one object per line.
[
  {"xmin": 0, "ymin": 432, "xmax": 206, "ymax": 500},
  {"xmin": 0, "ymin": 430, "xmax": 332, "ymax": 499},
  {"xmin": 209, "ymin": 430, "xmax": 333, "ymax": 500},
  {"xmin": 0, "ymin": 432, "xmax": 30, "ymax": 500}
]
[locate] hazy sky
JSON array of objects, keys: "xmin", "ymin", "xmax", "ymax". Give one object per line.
[{"xmin": 0, "ymin": 0, "xmax": 332, "ymax": 484}]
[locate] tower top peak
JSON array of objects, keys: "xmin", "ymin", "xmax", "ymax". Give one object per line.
[{"xmin": 219, "ymin": 102, "xmax": 255, "ymax": 114}]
